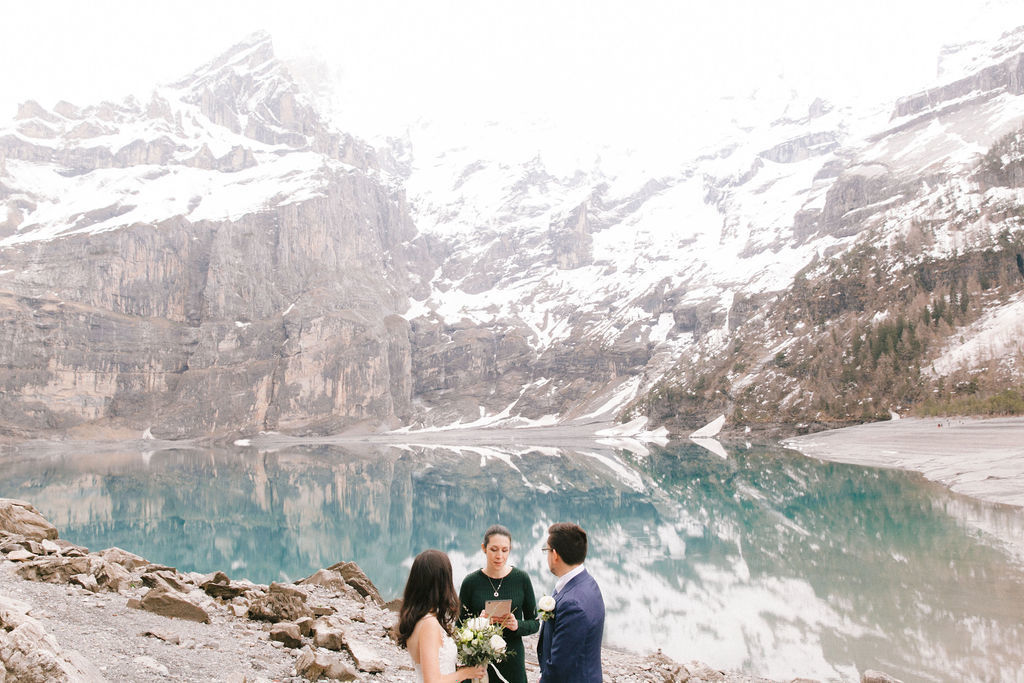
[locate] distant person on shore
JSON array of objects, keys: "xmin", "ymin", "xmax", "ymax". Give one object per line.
[
  {"xmin": 397, "ymin": 549, "xmax": 487, "ymax": 683},
  {"xmin": 537, "ymin": 522, "xmax": 605, "ymax": 682},
  {"xmin": 459, "ymin": 524, "xmax": 539, "ymax": 683}
]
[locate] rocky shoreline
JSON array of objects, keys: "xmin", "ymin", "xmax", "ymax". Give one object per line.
[{"xmin": 0, "ymin": 498, "xmax": 806, "ymax": 682}]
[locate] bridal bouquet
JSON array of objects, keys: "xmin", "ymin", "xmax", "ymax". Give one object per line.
[
  {"xmin": 537, "ymin": 594, "xmax": 556, "ymax": 621},
  {"xmin": 457, "ymin": 616, "xmax": 508, "ymax": 668}
]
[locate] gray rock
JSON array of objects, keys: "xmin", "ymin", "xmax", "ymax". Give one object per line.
[
  {"xmin": 94, "ymin": 558, "xmax": 133, "ymax": 593},
  {"xmin": 141, "ymin": 568, "xmax": 193, "ymax": 593},
  {"xmin": 298, "ymin": 568, "xmax": 356, "ymax": 597},
  {"xmin": 15, "ymin": 554, "xmax": 132, "ymax": 594},
  {"xmin": 24, "ymin": 540, "xmax": 46, "ymax": 556},
  {"xmin": 312, "ymin": 624, "xmax": 346, "ymax": 651},
  {"xmin": 0, "ymin": 595, "xmax": 35, "ymax": 630},
  {"xmin": 15, "ymin": 555, "xmax": 94, "ymax": 584},
  {"xmin": 0, "ymin": 538, "xmax": 26, "ymax": 554},
  {"xmin": 682, "ymin": 661, "xmax": 727, "ymax": 680},
  {"xmin": 141, "ymin": 629, "xmax": 181, "ymax": 645},
  {"xmin": 862, "ymin": 671, "xmax": 904, "ymax": 683},
  {"xmin": 199, "ymin": 570, "xmax": 231, "ymax": 586},
  {"xmin": 0, "ymin": 500, "xmax": 58, "ymax": 541},
  {"xmin": 269, "ymin": 622, "xmax": 303, "ymax": 648},
  {"xmin": 343, "ymin": 631, "xmax": 387, "ymax": 672},
  {"xmin": 325, "ymin": 561, "xmax": 382, "ymax": 604},
  {"xmin": 247, "ymin": 587, "xmax": 313, "ymax": 623},
  {"xmin": 295, "ymin": 616, "xmax": 314, "ymax": 637},
  {"xmin": 99, "ymin": 546, "xmax": 148, "ymax": 570},
  {"xmin": 70, "ymin": 573, "xmax": 100, "ymax": 593},
  {"xmin": 57, "ymin": 545, "xmax": 89, "ymax": 558},
  {"xmin": 54, "ymin": 539, "xmax": 89, "ymax": 555},
  {"xmin": 0, "ymin": 607, "xmax": 106, "ymax": 682},
  {"xmin": 203, "ymin": 580, "xmax": 249, "ymax": 600},
  {"xmin": 295, "ymin": 647, "xmax": 358, "ymax": 681},
  {"xmin": 268, "ymin": 582, "xmax": 309, "ymax": 601},
  {"xmin": 138, "ymin": 585, "xmax": 210, "ymax": 623}
]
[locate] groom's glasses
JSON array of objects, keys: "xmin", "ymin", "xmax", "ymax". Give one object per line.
[{"xmin": 541, "ymin": 546, "xmax": 553, "ymax": 553}]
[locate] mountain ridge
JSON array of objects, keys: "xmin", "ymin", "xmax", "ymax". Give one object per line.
[{"xmin": 1, "ymin": 29, "xmax": 1023, "ymax": 440}]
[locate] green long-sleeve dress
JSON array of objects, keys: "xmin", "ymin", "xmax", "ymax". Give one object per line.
[{"xmin": 459, "ymin": 567, "xmax": 539, "ymax": 683}]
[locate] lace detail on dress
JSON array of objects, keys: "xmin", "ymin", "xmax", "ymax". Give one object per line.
[
  {"xmin": 412, "ymin": 618, "xmax": 457, "ymax": 681},
  {"xmin": 438, "ymin": 631, "xmax": 457, "ymax": 674}
]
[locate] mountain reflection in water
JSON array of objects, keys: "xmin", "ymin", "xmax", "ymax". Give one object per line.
[{"xmin": 1, "ymin": 439, "xmax": 1023, "ymax": 682}]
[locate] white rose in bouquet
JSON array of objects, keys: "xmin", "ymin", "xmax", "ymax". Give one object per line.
[{"xmin": 456, "ymin": 615, "xmax": 509, "ymax": 670}]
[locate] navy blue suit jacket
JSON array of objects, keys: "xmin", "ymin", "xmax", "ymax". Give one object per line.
[{"xmin": 537, "ymin": 568, "xmax": 605, "ymax": 682}]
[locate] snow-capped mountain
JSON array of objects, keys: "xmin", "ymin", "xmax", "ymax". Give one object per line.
[
  {"xmin": 1, "ymin": 33, "xmax": 382, "ymax": 244},
  {"xmin": 0, "ymin": 33, "xmax": 416, "ymax": 438},
  {"xmin": 398, "ymin": 24, "xmax": 1024, "ymax": 432},
  {"xmin": 2, "ymin": 27, "xmax": 1023, "ymax": 439}
]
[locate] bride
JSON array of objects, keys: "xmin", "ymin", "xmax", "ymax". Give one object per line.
[{"xmin": 397, "ymin": 549, "xmax": 487, "ymax": 683}]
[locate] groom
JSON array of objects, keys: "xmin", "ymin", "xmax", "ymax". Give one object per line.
[{"xmin": 537, "ymin": 522, "xmax": 605, "ymax": 682}]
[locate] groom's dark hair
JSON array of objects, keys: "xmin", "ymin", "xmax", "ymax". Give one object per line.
[{"xmin": 548, "ymin": 522, "xmax": 587, "ymax": 565}]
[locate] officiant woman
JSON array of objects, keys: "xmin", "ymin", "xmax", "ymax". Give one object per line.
[{"xmin": 459, "ymin": 524, "xmax": 539, "ymax": 683}]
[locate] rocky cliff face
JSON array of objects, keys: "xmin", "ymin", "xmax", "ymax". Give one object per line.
[
  {"xmin": 3, "ymin": 27, "xmax": 1024, "ymax": 439},
  {"xmin": 0, "ymin": 33, "xmax": 417, "ymax": 438}
]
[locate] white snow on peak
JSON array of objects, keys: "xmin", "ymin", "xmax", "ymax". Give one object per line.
[
  {"xmin": 0, "ymin": 33, "xmax": 354, "ymax": 248},
  {"xmin": 1, "ymin": 152, "xmax": 342, "ymax": 246},
  {"xmin": 936, "ymin": 22, "xmax": 1024, "ymax": 82}
]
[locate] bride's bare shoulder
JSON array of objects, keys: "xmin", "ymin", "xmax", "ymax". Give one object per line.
[
  {"xmin": 415, "ymin": 613, "xmax": 441, "ymax": 633},
  {"xmin": 409, "ymin": 614, "xmax": 440, "ymax": 643}
]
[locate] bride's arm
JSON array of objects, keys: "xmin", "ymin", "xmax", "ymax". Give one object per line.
[{"xmin": 415, "ymin": 617, "xmax": 486, "ymax": 683}]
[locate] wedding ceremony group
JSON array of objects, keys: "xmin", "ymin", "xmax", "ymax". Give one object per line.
[{"xmin": 398, "ymin": 522, "xmax": 604, "ymax": 683}]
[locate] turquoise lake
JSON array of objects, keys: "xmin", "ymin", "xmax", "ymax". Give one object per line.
[{"xmin": 1, "ymin": 438, "xmax": 1023, "ymax": 682}]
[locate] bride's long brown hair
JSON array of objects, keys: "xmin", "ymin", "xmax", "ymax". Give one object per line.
[{"xmin": 397, "ymin": 549, "xmax": 461, "ymax": 648}]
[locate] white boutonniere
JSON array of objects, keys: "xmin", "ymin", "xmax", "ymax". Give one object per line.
[{"xmin": 537, "ymin": 594, "xmax": 556, "ymax": 622}]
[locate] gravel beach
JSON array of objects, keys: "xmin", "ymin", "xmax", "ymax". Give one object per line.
[{"xmin": 783, "ymin": 416, "xmax": 1024, "ymax": 508}]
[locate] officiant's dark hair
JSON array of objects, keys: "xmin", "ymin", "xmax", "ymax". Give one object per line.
[
  {"xmin": 396, "ymin": 549, "xmax": 460, "ymax": 647},
  {"xmin": 483, "ymin": 524, "xmax": 512, "ymax": 546},
  {"xmin": 548, "ymin": 522, "xmax": 588, "ymax": 565}
]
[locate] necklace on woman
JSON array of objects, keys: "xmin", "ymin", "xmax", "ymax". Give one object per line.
[{"xmin": 485, "ymin": 572, "xmax": 505, "ymax": 597}]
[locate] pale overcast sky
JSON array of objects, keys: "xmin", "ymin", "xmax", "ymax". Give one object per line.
[{"xmin": 2, "ymin": 0, "xmax": 1022, "ymax": 140}]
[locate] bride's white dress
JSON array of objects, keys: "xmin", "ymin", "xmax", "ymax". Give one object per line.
[{"xmin": 413, "ymin": 621, "xmax": 457, "ymax": 681}]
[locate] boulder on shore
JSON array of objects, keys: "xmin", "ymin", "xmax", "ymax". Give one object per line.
[
  {"xmin": 137, "ymin": 584, "xmax": 210, "ymax": 623},
  {"xmin": 0, "ymin": 594, "xmax": 106, "ymax": 681},
  {"xmin": 0, "ymin": 500, "xmax": 58, "ymax": 541}
]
